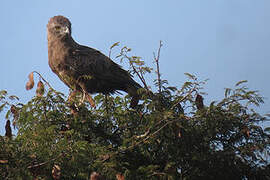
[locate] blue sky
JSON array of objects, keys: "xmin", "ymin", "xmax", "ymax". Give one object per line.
[{"xmin": 1, "ymin": 1, "xmax": 270, "ymax": 135}]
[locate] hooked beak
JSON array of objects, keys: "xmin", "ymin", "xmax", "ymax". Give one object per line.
[{"xmin": 63, "ymin": 26, "xmax": 69, "ymax": 34}]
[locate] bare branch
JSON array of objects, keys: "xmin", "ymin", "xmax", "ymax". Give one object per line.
[
  {"xmin": 128, "ymin": 56, "xmax": 149, "ymax": 91},
  {"xmin": 154, "ymin": 41, "xmax": 163, "ymax": 93}
]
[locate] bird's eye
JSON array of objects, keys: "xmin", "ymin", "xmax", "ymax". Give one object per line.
[{"xmin": 54, "ymin": 26, "xmax": 61, "ymax": 30}]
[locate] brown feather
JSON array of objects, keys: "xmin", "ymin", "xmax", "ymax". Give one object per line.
[{"xmin": 47, "ymin": 15, "xmax": 141, "ymax": 107}]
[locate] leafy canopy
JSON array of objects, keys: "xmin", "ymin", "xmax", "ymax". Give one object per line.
[{"xmin": 1, "ymin": 43, "xmax": 270, "ymax": 179}]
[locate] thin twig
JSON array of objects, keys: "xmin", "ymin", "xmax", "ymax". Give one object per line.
[
  {"xmin": 102, "ymin": 119, "xmax": 176, "ymax": 162},
  {"xmin": 27, "ymin": 153, "xmax": 62, "ymax": 169},
  {"xmin": 170, "ymin": 86, "xmax": 197, "ymax": 110},
  {"xmin": 109, "ymin": 42, "xmax": 120, "ymax": 59},
  {"xmin": 127, "ymin": 56, "xmax": 149, "ymax": 91},
  {"xmin": 139, "ymin": 69, "xmax": 148, "ymax": 90},
  {"xmin": 150, "ymin": 172, "xmax": 166, "ymax": 177},
  {"xmin": 101, "ymin": 118, "xmax": 175, "ymax": 163},
  {"xmin": 123, "ymin": 120, "xmax": 173, "ymax": 152},
  {"xmin": 33, "ymin": 71, "xmax": 54, "ymax": 90}
]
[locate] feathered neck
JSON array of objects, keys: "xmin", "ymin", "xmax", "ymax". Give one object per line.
[{"xmin": 47, "ymin": 34, "xmax": 77, "ymax": 48}]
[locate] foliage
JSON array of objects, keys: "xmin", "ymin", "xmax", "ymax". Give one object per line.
[{"xmin": 1, "ymin": 44, "xmax": 270, "ymax": 179}]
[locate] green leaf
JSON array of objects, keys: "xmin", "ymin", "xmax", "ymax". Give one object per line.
[
  {"xmin": 0, "ymin": 90, "xmax": 7, "ymax": 100},
  {"xmin": 5, "ymin": 109, "xmax": 11, "ymax": 119},
  {"xmin": 9, "ymin": 95, "xmax": 19, "ymax": 101},
  {"xmin": 0, "ymin": 103, "xmax": 6, "ymax": 113},
  {"xmin": 167, "ymin": 86, "xmax": 177, "ymax": 92},
  {"xmin": 182, "ymin": 82, "xmax": 192, "ymax": 89},
  {"xmin": 209, "ymin": 101, "xmax": 216, "ymax": 109},
  {"xmin": 0, "ymin": 90, "xmax": 7, "ymax": 96},
  {"xmin": 184, "ymin": 72, "xmax": 196, "ymax": 80},
  {"xmin": 224, "ymin": 88, "xmax": 231, "ymax": 98},
  {"xmin": 110, "ymin": 41, "xmax": 120, "ymax": 49},
  {"xmin": 235, "ymin": 80, "xmax": 247, "ymax": 87}
]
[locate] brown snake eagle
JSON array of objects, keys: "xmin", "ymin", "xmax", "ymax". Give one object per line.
[{"xmin": 47, "ymin": 15, "xmax": 141, "ymax": 107}]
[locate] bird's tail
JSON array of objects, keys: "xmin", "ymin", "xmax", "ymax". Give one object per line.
[
  {"xmin": 130, "ymin": 93, "xmax": 140, "ymax": 108},
  {"xmin": 126, "ymin": 81, "xmax": 142, "ymax": 108}
]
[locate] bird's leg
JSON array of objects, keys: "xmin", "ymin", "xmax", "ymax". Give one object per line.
[
  {"xmin": 68, "ymin": 90, "xmax": 77, "ymax": 102},
  {"xmin": 67, "ymin": 90, "xmax": 80, "ymax": 114},
  {"xmin": 86, "ymin": 93, "xmax": 96, "ymax": 108},
  {"xmin": 79, "ymin": 88, "xmax": 96, "ymax": 108}
]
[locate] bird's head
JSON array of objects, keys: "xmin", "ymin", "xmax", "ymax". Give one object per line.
[{"xmin": 47, "ymin": 15, "xmax": 72, "ymax": 39}]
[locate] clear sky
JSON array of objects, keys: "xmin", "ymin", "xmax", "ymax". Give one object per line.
[{"xmin": 1, "ymin": 1, "xmax": 270, "ymax": 135}]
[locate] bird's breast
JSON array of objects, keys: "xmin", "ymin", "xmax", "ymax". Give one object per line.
[{"xmin": 48, "ymin": 41, "xmax": 70, "ymax": 70}]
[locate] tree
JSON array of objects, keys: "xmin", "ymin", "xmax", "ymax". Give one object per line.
[{"xmin": 1, "ymin": 43, "xmax": 270, "ymax": 179}]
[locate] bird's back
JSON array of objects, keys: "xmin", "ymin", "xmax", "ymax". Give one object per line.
[{"xmin": 71, "ymin": 44, "xmax": 142, "ymax": 94}]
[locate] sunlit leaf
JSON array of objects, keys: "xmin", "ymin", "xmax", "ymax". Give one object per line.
[
  {"xmin": 235, "ymin": 80, "xmax": 247, "ymax": 87},
  {"xmin": 0, "ymin": 90, "xmax": 7, "ymax": 97},
  {"xmin": 9, "ymin": 95, "xmax": 19, "ymax": 101},
  {"xmin": 224, "ymin": 88, "xmax": 231, "ymax": 98},
  {"xmin": 184, "ymin": 72, "xmax": 196, "ymax": 80},
  {"xmin": 110, "ymin": 41, "xmax": 120, "ymax": 49},
  {"xmin": 0, "ymin": 103, "xmax": 6, "ymax": 113}
]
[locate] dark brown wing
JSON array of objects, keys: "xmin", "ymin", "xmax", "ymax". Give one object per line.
[{"xmin": 70, "ymin": 44, "xmax": 141, "ymax": 94}]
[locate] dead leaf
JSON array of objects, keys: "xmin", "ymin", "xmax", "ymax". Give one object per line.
[
  {"xmin": 10, "ymin": 105, "xmax": 18, "ymax": 128},
  {"xmin": 52, "ymin": 164, "xmax": 61, "ymax": 180},
  {"xmin": 242, "ymin": 126, "xmax": 250, "ymax": 138},
  {"xmin": 10, "ymin": 105, "xmax": 17, "ymax": 114},
  {"xmin": 99, "ymin": 154, "xmax": 110, "ymax": 161},
  {"xmin": 29, "ymin": 154, "xmax": 37, "ymax": 159},
  {"xmin": 195, "ymin": 94, "xmax": 204, "ymax": 110},
  {"xmin": 90, "ymin": 172, "xmax": 104, "ymax": 180},
  {"xmin": 69, "ymin": 104, "xmax": 78, "ymax": 115},
  {"xmin": 246, "ymin": 129, "xmax": 250, "ymax": 138},
  {"xmin": 0, "ymin": 160, "xmax": 8, "ymax": 164},
  {"xmin": 178, "ymin": 131, "xmax": 181, "ymax": 138},
  {"xmin": 5, "ymin": 120, "xmax": 12, "ymax": 138},
  {"xmin": 26, "ymin": 72, "xmax": 34, "ymax": 90},
  {"xmin": 116, "ymin": 173, "xmax": 125, "ymax": 180},
  {"xmin": 36, "ymin": 81, "xmax": 45, "ymax": 97}
]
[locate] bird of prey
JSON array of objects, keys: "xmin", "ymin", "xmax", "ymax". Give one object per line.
[{"xmin": 47, "ymin": 15, "xmax": 141, "ymax": 107}]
